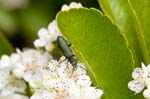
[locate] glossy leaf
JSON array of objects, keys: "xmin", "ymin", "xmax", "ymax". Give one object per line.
[
  {"xmin": 98, "ymin": 0, "xmax": 150, "ymax": 66},
  {"xmin": 57, "ymin": 8, "xmax": 140, "ymax": 99},
  {"xmin": 128, "ymin": 0, "xmax": 150, "ymax": 63}
]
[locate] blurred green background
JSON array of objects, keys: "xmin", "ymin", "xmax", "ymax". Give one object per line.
[{"xmin": 0, "ymin": 0, "xmax": 99, "ymax": 49}]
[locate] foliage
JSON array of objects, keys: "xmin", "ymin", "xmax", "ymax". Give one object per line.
[
  {"xmin": 56, "ymin": 0, "xmax": 149, "ymax": 99},
  {"xmin": 0, "ymin": 0, "xmax": 149, "ymax": 99}
]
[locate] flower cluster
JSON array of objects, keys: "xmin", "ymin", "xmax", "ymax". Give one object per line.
[
  {"xmin": 0, "ymin": 2, "xmax": 103, "ymax": 99},
  {"xmin": 33, "ymin": 20, "xmax": 61, "ymax": 52},
  {"xmin": 33, "ymin": 2, "xmax": 83, "ymax": 52},
  {"xmin": 31, "ymin": 57, "xmax": 103, "ymax": 99},
  {"xmin": 0, "ymin": 49, "xmax": 103, "ymax": 99},
  {"xmin": 61, "ymin": 2, "xmax": 83, "ymax": 11},
  {"xmin": 0, "ymin": 48, "xmax": 52, "ymax": 98},
  {"xmin": 128, "ymin": 63, "xmax": 150, "ymax": 99}
]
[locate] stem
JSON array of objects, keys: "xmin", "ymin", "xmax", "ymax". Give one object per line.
[
  {"xmin": 128, "ymin": 0, "xmax": 150, "ymax": 65},
  {"xmin": 15, "ymin": 91, "xmax": 27, "ymax": 96},
  {"xmin": 25, "ymin": 82, "xmax": 32, "ymax": 97}
]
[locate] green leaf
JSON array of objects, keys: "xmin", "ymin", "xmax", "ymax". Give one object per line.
[
  {"xmin": 128, "ymin": 0, "xmax": 150, "ymax": 64},
  {"xmin": 57, "ymin": 8, "xmax": 140, "ymax": 99},
  {"xmin": 98, "ymin": 0, "xmax": 150, "ymax": 66},
  {"xmin": 0, "ymin": 33, "xmax": 13, "ymax": 56}
]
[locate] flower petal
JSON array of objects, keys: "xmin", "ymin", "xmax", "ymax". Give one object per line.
[
  {"xmin": 128, "ymin": 80, "xmax": 145, "ymax": 93},
  {"xmin": 132, "ymin": 68, "xmax": 144, "ymax": 80},
  {"xmin": 143, "ymin": 88, "xmax": 150, "ymax": 99}
]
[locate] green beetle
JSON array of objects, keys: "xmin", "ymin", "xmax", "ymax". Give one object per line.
[{"xmin": 57, "ymin": 36, "xmax": 77, "ymax": 67}]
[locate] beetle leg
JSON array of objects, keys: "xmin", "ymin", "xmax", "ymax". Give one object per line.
[{"xmin": 70, "ymin": 67, "xmax": 76, "ymax": 77}]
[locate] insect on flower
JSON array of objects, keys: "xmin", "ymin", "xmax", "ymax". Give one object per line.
[
  {"xmin": 57, "ymin": 36, "xmax": 77, "ymax": 67},
  {"xmin": 57, "ymin": 36, "xmax": 86, "ymax": 76}
]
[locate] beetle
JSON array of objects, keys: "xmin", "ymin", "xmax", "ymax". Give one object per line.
[{"xmin": 57, "ymin": 36, "xmax": 77, "ymax": 67}]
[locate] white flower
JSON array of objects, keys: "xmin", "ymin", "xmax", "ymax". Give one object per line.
[
  {"xmin": 14, "ymin": 49, "xmax": 52, "ymax": 89},
  {"xmin": 61, "ymin": 2, "xmax": 83, "ymax": 11},
  {"xmin": 18, "ymin": 49, "xmax": 51, "ymax": 67},
  {"xmin": 68, "ymin": 84, "xmax": 80, "ymax": 99},
  {"xmin": 0, "ymin": 69, "xmax": 10, "ymax": 90},
  {"xmin": 143, "ymin": 88, "xmax": 150, "ymax": 99},
  {"xmin": 128, "ymin": 63, "xmax": 150, "ymax": 98},
  {"xmin": 0, "ymin": 93, "xmax": 29, "ymax": 99},
  {"xmin": 0, "ymin": 70, "xmax": 26, "ymax": 96},
  {"xmin": 84, "ymin": 87, "xmax": 103, "ymax": 99},
  {"xmin": 0, "ymin": 54, "xmax": 27, "ymax": 96},
  {"xmin": 0, "ymin": 48, "xmax": 52, "ymax": 94},
  {"xmin": 128, "ymin": 80, "xmax": 145, "ymax": 93},
  {"xmin": 76, "ymin": 75, "xmax": 91, "ymax": 86},
  {"xmin": 34, "ymin": 20, "xmax": 61, "ymax": 51},
  {"xmin": 132, "ymin": 68, "xmax": 144, "ymax": 80},
  {"xmin": 12, "ymin": 48, "xmax": 51, "ymax": 76},
  {"xmin": 1, "ymin": 79, "xmax": 26, "ymax": 96},
  {"xmin": 30, "ymin": 56, "xmax": 103, "ymax": 99},
  {"xmin": 0, "ymin": 55, "xmax": 14, "ymax": 70},
  {"xmin": 128, "ymin": 65, "xmax": 145, "ymax": 93},
  {"xmin": 34, "ymin": 28, "xmax": 49, "ymax": 47},
  {"xmin": 30, "ymin": 89, "xmax": 57, "ymax": 99},
  {"xmin": 145, "ymin": 78, "xmax": 150, "ymax": 88},
  {"xmin": 48, "ymin": 20, "xmax": 61, "ymax": 41},
  {"xmin": 68, "ymin": 85, "xmax": 103, "ymax": 99}
]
